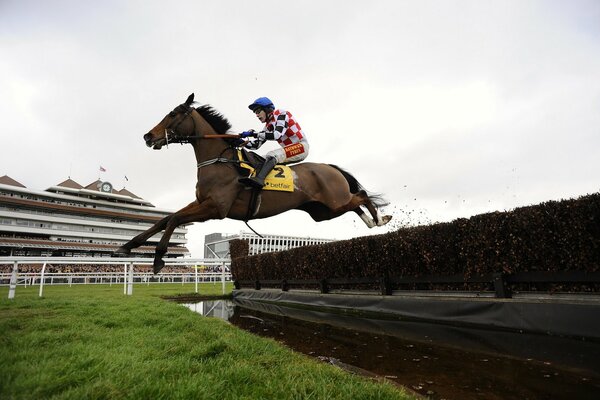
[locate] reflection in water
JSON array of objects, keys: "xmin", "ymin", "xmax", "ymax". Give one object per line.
[
  {"xmin": 183, "ymin": 299, "xmax": 600, "ymax": 400},
  {"xmin": 182, "ymin": 300, "xmax": 235, "ymax": 321}
]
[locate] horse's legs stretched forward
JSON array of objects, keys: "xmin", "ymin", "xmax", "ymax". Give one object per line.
[
  {"xmin": 151, "ymin": 199, "xmax": 220, "ymax": 274},
  {"xmin": 115, "ymin": 213, "xmax": 175, "ymax": 256},
  {"xmin": 115, "ymin": 200, "xmax": 219, "ymax": 273}
]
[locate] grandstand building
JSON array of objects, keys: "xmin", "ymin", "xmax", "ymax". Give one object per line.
[
  {"xmin": 0, "ymin": 175, "xmax": 189, "ymax": 258},
  {"xmin": 204, "ymin": 231, "xmax": 334, "ymax": 258}
]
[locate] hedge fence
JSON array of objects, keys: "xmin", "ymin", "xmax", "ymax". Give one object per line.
[{"xmin": 231, "ymin": 193, "xmax": 600, "ymax": 294}]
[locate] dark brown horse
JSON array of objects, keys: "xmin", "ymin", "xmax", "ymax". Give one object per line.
[{"xmin": 116, "ymin": 94, "xmax": 391, "ymax": 273}]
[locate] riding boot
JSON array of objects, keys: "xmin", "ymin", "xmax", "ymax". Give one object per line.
[{"xmin": 239, "ymin": 156, "xmax": 278, "ymax": 188}]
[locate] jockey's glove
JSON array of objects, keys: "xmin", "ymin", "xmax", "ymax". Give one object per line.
[{"xmin": 239, "ymin": 130, "xmax": 257, "ymax": 138}]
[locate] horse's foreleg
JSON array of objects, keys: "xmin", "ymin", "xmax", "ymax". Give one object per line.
[
  {"xmin": 152, "ymin": 199, "xmax": 220, "ymax": 274},
  {"xmin": 114, "ymin": 214, "xmax": 173, "ymax": 255}
]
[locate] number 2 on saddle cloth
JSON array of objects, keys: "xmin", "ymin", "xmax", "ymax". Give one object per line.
[{"xmin": 236, "ymin": 149, "xmax": 294, "ymax": 192}]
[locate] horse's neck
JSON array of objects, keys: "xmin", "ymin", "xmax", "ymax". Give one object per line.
[{"xmin": 190, "ymin": 111, "xmax": 229, "ymax": 162}]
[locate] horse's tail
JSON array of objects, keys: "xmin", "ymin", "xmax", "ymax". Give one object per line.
[{"xmin": 329, "ymin": 164, "xmax": 389, "ymax": 208}]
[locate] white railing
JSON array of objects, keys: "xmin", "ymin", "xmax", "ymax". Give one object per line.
[{"xmin": 0, "ymin": 256, "xmax": 232, "ymax": 299}]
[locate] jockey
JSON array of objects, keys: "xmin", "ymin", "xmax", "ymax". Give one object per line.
[{"xmin": 238, "ymin": 97, "xmax": 309, "ymax": 188}]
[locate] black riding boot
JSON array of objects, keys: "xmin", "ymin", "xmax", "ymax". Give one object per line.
[{"xmin": 239, "ymin": 156, "xmax": 278, "ymax": 188}]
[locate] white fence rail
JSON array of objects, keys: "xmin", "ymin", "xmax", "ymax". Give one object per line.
[{"xmin": 0, "ymin": 256, "xmax": 232, "ymax": 299}]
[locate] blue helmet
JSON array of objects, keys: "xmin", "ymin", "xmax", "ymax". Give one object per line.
[{"xmin": 248, "ymin": 97, "xmax": 275, "ymax": 111}]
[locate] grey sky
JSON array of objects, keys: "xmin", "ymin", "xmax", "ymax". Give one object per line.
[{"xmin": 2, "ymin": 0, "xmax": 599, "ymax": 257}]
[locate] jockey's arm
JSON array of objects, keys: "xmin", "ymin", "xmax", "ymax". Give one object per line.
[
  {"xmin": 244, "ymin": 137, "xmax": 266, "ymax": 150},
  {"xmin": 257, "ymin": 112, "xmax": 288, "ymax": 141}
]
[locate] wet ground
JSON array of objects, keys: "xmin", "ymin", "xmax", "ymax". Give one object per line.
[{"xmin": 182, "ymin": 299, "xmax": 600, "ymax": 400}]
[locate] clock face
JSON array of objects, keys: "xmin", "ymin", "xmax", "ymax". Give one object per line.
[{"xmin": 101, "ymin": 182, "xmax": 112, "ymax": 193}]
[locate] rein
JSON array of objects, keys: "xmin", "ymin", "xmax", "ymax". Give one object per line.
[
  {"xmin": 196, "ymin": 142, "xmax": 243, "ymax": 170},
  {"xmin": 165, "ymin": 110, "xmax": 244, "ymax": 168},
  {"xmin": 164, "ymin": 107, "xmax": 241, "ymax": 144}
]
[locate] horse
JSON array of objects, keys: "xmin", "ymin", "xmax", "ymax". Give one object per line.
[{"xmin": 115, "ymin": 93, "xmax": 391, "ymax": 273}]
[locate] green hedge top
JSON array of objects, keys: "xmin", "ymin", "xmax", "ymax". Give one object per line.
[{"xmin": 231, "ymin": 193, "xmax": 600, "ymax": 281}]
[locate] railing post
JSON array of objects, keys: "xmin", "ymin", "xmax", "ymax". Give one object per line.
[
  {"xmin": 123, "ymin": 263, "xmax": 128, "ymax": 295},
  {"xmin": 8, "ymin": 262, "xmax": 18, "ymax": 299},
  {"xmin": 221, "ymin": 263, "xmax": 226, "ymax": 295},
  {"xmin": 127, "ymin": 262, "xmax": 134, "ymax": 295},
  {"xmin": 39, "ymin": 262, "xmax": 47, "ymax": 297}
]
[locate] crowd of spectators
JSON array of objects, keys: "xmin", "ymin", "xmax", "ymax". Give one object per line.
[{"xmin": 0, "ymin": 263, "xmax": 226, "ymax": 274}]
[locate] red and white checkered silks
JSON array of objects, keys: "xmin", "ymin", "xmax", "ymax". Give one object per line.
[
  {"xmin": 248, "ymin": 109, "xmax": 309, "ymax": 163},
  {"xmin": 266, "ymin": 109, "xmax": 306, "ymax": 145}
]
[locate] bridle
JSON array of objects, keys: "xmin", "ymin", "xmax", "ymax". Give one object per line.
[
  {"xmin": 163, "ymin": 105, "xmax": 200, "ymax": 146},
  {"xmin": 162, "ymin": 103, "xmax": 245, "ymax": 146},
  {"xmin": 160, "ymin": 104, "xmax": 241, "ymax": 168}
]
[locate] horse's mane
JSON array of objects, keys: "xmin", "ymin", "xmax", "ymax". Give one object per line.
[{"xmin": 195, "ymin": 104, "xmax": 232, "ymax": 135}]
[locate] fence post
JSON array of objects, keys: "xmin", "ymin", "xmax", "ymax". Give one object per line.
[
  {"xmin": 8, "ymin": 262, "xmax": 18, "ymax": 299},
  {"xmin": 380, "ymin": 275, "xmax": 392, "ymax": 296},
  {"xmin": 493, "ymin": 273, "xmax": 511, "ymax": 298},
  {"xmin": 39, "ymin": 262, "xmax": 47, "ymax": 297},
  {"xmin": 320, "ymin": 279, "xmax": 329, "ymax": 294},
  {"xmin": 195, "ymin": 265, "xmax": 199, "ymax": 293},
  {"xmin": 127, "ymin": 262, "xmax": 134, "ymax": 295}
]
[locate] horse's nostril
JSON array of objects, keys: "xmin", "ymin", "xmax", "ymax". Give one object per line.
[{"xmin": 143, "ymin": 133, "xmax": 152, "ymax": 141}]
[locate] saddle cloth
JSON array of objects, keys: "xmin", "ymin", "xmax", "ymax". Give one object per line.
[{"xmin": 237, "ymin": 150, "xmax": 294, "ymax": 192}]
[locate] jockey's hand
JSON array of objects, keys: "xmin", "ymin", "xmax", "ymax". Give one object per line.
[
  {"xmin": 232, "ymin": 138, "xmax": 246, "ymax": 147},
  {"xmin": 239, "ymin": 130, "xmax": 256, "ymax": 138}
]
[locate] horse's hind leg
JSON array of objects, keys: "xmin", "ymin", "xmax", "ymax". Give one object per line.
[
  {"xmin": 304, "ymin": 191, "xmax": 373, "ymax": 223},
  {"xmin": 354, "ymin": 191, "xmax": 392, "ymax": 228},
  {"xmin": 355, "ymin": 207, "xmax": 376, "ymax": 228},
  {"xmin": 301, "ymin": 190, "xmax": 391, "ymax": 227}
]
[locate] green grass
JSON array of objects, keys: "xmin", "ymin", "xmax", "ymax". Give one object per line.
[{"xmin": 0, "ymin": 284, "xmax": 413, "ymax": 399}]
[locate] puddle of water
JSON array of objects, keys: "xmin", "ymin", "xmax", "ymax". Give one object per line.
[
  {"xmin": 182, "ymin": 300, "xmax": 235, "ymax": 321},
  {"xmin": 183, "ymin": 299, "xmax": 600, "ymax": 400}
]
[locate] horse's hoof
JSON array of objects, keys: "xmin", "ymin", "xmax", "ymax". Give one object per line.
[
  {"xmin": 378, "ymin": 215, "xmax": 393, "ymax": 226},
  {"xmin": 114, "ymin": 246, "xmax": 131, "ymax": 256},
  {"xmin": 153, "ymin": 259, "xmax": 165, "ymax": 275}
]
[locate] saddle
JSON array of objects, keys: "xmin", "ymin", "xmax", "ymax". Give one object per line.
[
  {"xmin": 235, "ymin": 149, "xmax": 294, "ymax": 192},
  {"xmin": 238, "ymin": 148, "xmax": 265, "ymax": 172}
]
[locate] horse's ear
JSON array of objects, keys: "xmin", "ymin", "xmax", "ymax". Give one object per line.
[{"xmin": 185, "ymin": 93, "xmax": 194, "ymax": 105}]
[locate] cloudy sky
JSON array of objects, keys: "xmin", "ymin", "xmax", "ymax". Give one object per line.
[{"xmin": 1, "ymin": 0, "xmax": 599, "ymax": 258}]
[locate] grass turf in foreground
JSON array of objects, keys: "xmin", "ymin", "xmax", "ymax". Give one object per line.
[{"xmin": 0, "ymin": 284, "xmax": 413, "ymax": 399}]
